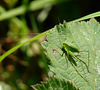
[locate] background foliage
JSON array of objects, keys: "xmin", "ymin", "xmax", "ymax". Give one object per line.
[{"xmin": 0, "ymin": 0, "xmax": 100, "ymax": 90}]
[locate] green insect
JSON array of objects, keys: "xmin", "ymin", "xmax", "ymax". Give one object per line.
[{"xmin": 61, "ymin": 41, "xmax": 90, "ymax": 82}]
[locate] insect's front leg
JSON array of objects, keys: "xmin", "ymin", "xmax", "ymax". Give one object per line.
[
  {"xmin": 65, "ymin": 54, "xmax": 69, "ymax": 68},
  {"xmin": 61, "ymin": 48, "xmax": 69, "ymax": 68},
  {"xmin": 66, "ymin": 50, "xmax": 69, "ymax": 68}
]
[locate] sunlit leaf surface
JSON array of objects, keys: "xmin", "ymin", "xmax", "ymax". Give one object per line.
[{"xmin": 42, "ymin": 19, "xmax": 100, "ymax": 90}]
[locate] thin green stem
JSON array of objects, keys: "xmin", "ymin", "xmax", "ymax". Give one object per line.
[
  {"xmin": 72, "ymin": 11, "xmax": 100, "ymax": 22},
  {"xmin": 0, "ymin": 30, "xmax": 50, "ymax": 62}
]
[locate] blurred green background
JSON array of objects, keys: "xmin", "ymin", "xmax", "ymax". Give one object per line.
[{"xmin": 0, "ymin": 0, "xmax": 99, "ymax": 90}]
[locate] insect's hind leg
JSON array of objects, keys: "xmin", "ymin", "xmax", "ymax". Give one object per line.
[
  {"xmin": 69, "ymin": 52, "xmax": 88, "ymax": 81},
  {"xmin": 78, "ymin": 51, "xmax": 90, "ymax": 73},
  {"xmin": 69, "ymin": 57, "xmax": 88, "ymax": 82},
  {"xmin": 75, "ymin": 56, "xmax": 90, "ymax": 73}
]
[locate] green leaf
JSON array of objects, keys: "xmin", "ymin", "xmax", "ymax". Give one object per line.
[
  {"xmin": 31, "ymin": 78, "xmax": 78, "ymax": 90},
  {"xmin": 42, "ymin": 18, "xmax": 100, "ymax": 90}
]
